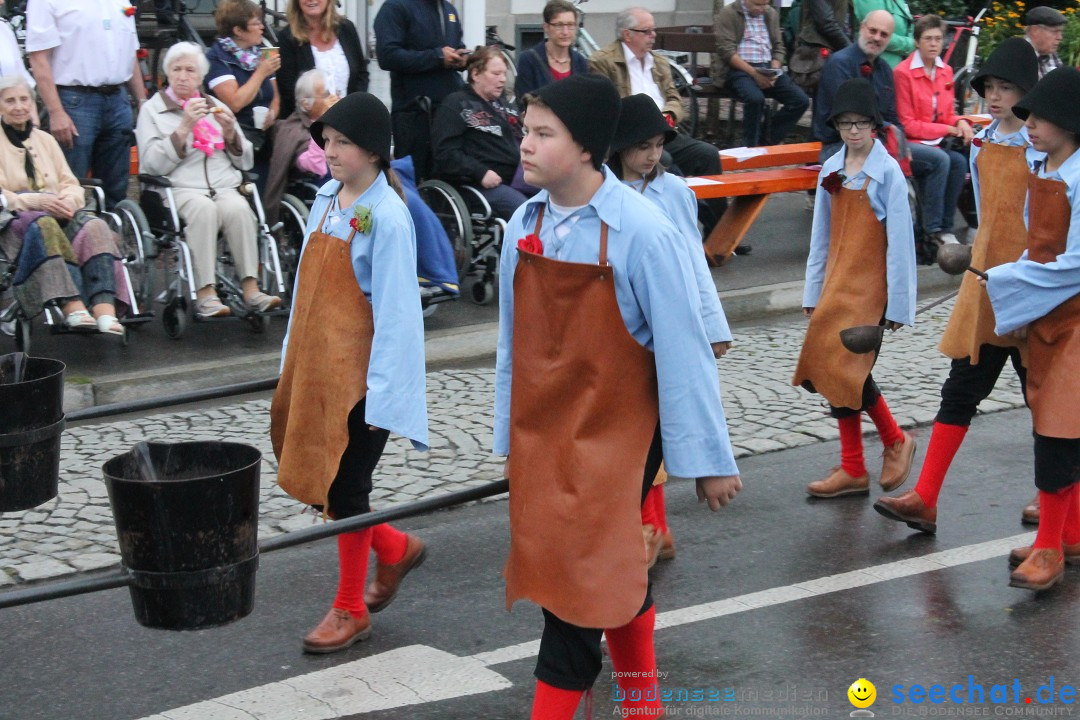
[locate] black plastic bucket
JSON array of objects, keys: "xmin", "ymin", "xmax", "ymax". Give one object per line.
[
  {"xmin": 102, "ymin": 441, "xmax": 261, "ymax": 630},
  {"xmin": 0, "ymin": 353, "xmax": 65, "ymax": 512}
]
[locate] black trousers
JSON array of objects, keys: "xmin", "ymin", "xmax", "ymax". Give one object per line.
[
  {"xmin": 321, "ymin": 398, "xmax": 391, "ymax": 519},
  {"xmin": 1034, "ymin": 434, "xmax": 1080, "ymax": 492},
  {"xmin": 936, "ymin": 345, "xmax": 1028, "ymax": 426},
  {"xmin": 534, "ymin": 424, "xmax": 664, "ymax": 691},
  {"xmin": 830, "ymin": 375, "xmax": 882, "ymax": 419}
]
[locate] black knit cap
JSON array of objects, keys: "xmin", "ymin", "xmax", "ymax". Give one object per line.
[
  {"xmin": 828, "ymin": 78, "xmax": 882, "ymax": 127},
  {"xmin": 611, "ymin": 94, "xmax": 677, "ymax": 154},
  {"xmin": 310, "ymin": 92, "xmax": 391, "ymax": 161},
  {"xmin": 972, "ymin": 37, "xmax": 1039, "ymax": 96},
  {"xmin": 1013, "ymin": 66, "xmax": 1080, "ymax": 135},
  {"xmin": 530, "ymin": 73, "xmax": 621, "ymax": 163},
  {"xmin": 1023, "ymin": 6, "xmax": 1065, "ymax": 26}
]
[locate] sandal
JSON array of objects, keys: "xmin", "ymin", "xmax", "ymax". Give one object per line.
[
  {"xmin": 245, "ymin": 291, "xmax": 283, "ymax": 313},
  {"xmin": 65, "ymin": 309, "xmax": 97, "ymax": 331},
  {"xmin": 195, "ymin": 296, "xmax": 231, "ymax": 319},
  {"xmin": 95, "ymin": 314, "xmax": 125, "ymax": 337}
]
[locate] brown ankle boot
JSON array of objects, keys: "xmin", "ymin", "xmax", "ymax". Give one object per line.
[
  {"xmin": 879, "ymin": 431, "xmax": 916, "ymax": 491},
  {"xmin": 873, "ymin": 489, "xmax": 937, "ymax": 533},
  {"xmin": 807, "ymin": 466, "xmax": 870, "ymax": 498},
  {"xmin": 302, "ymin": 607, "xmax": 371, "ymax": 653},
  {"xmin": 1009, "ymin": 540, "xmax": 1080, "ymax": 567},
  {"xmin": 1009, "ymin": 548, "xmax": 1064, "ymax": 591},
  {"xmin": 1021, "ymin": 493, "xmax": 1040, "ymax": 525},
  {"xmin": 364, "ymin": 534, "xmax": 427, "ymax": 613}
]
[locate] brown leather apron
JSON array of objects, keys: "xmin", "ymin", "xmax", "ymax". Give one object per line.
[
  {"xmin": 504, "ymin": 205, "xmax": 659, "ymax": 629},
  {"xmin": 1023, "ymin": 174, "xmax": 1079, "ymax": 438},
  {"xmin": 792, "ymin": 187, "xmax": 888, "ymax": 410},
  {"xmin": 939, "ymin": 142, "xmax": 1030, "ymax": 365},
  {"xmin": 270, "ymin": 204, "xmax": 374, "ymax": 506}
]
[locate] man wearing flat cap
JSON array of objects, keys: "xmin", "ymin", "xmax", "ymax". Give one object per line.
[{"xmin": 1024, "ymin": 6, "xmax": 1065, "ymax": 78}]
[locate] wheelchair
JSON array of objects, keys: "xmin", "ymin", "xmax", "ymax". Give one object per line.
[
  {"xmin": 117, "ymin": 172, "xmax": 288, "ymax": 339},
  {"xmin": 274, "ymin": 174, "xmax": 321, "ymax": 302},
  {"xmin": 0, "ymin": 179, "xmax": 154, "ymax": 353}
]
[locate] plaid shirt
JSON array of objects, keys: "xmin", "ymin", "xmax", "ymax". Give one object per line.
[{"xmin": 737, "ymin": 1, "xmax": 772, "ymax": 64}]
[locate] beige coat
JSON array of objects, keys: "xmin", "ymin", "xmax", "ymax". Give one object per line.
[
  {"xmin": 135, "ymin": 91, "xmax": 253, "ymax": 190},
  {"xmin": 0, "ymin": 127, "xmax": 85, "ymax": 214},
  {"xmin": 588, "ymin": 41, "xmax": 687, "ymax": 124}
]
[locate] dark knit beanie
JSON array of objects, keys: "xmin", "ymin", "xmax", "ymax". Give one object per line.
[
  {"xmin": 310, "ymin": 92, "xmax": 391, "ymax": 161},
  {"xmin": 611, "ymin": 94, "xmax": 677, "ymax": 154},
  {"xmin": 828, "ymin": 78, "xmax": 883, "ymax": 128},
  {"xmin": 972, "ymin": 37, "xmax": 1038, "ymax": 97},
  {"xmin": 530, "ymin": 73, "xmax": 620, "ymax": 163},
  {"xmin": 1013, "ymin": 67, "xmax": 1080, "ymax": 135}
]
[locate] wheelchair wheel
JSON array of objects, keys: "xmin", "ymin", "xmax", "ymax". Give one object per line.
[
  {"xmin": 14, "ymin": 317, "xmax": 30, "ymax": 353},
  {"xmin": 248, "ymin": 312, "xmax": 270, "ymax": 334},
  {"xmin": 277, "ymin": 193, "xmax": 309, "ymax": 299},
  {"xmin": 417, "ymin": 179, "xmax": 473, "ymax": 281},
  {"xmin": 113, "ymin": 199, "xmax": 156, "ymax": 312},
  {"xmin": 468, "ymin": 278, "xmax": 495, "ymax": 306},
  {"xmin": 162, "ymin": 298, "xmax": 187, "ymax": 339}
]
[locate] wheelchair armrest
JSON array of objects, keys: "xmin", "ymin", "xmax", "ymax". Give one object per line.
[
  {"xmin": 138, "ymin": 174, "xmax": 173, "ymax": 188},
  {"xmin": 79, "ymin": 178, "xmax": 103, "ymax": 187},
  {"xmin": 242, "ymin": 171, "xmax": 260, "ymax": 183}
]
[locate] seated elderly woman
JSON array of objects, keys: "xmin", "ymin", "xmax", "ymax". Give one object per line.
[
  {"xmin": 135, "ymin": 42, "xmax": 282, "ymax": 319},
  {"xmin": 0, "ymin": 75, "xmax": 126, "ymax": 336},
  {"xmin": 431, "ymin": 45, "xmax": 527, "ymax": 221}
]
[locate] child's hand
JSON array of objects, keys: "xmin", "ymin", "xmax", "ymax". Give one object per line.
[
  {"xmin": 711, "ymin": 341, "xmax": 731, "ymax": 358},
  {"xmin": 696, "ymin": 475, "xmax": 742, "ymax": 511}
]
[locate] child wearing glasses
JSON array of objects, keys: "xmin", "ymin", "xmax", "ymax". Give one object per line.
[{"xmin": 793, "ymin": 78, "xmax": 917, "ymax": 500}]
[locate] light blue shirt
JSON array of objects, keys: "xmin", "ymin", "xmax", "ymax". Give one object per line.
[
  {"xmin": 969, "ymin": 120, "xmax": 1044, "ymax": 224},
  {"xmin": 624, "ymin": 170, "xmax": 734, "ymax": 344},
  {"xmin": 281, "ymin": 173, "xmax": 430, "ymax": 451},
  {"xmin": 987, "ymin": 147, "xmax": 1080, "ymax": 335},
  {"xmin": 803, "ymin": 139, "xmax": 917, "ymax": 326},
  {"xmin": 493, "ymin": 169, "xmax": 739, "ymax": 479}
]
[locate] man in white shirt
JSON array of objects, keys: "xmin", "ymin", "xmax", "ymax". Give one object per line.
[{"xmin": 26, "ymin": 0, "xmax": 147, "ymax": 209}]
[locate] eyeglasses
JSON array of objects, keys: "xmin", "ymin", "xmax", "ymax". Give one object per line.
[
  {"xmin": 835, "ymin": 120, "xmax": 873, "ymax": 130},
  {"xmin": 246, "ymin": 19, "xmax": 264, "ymax": 28},
  {"xmin": 627, "ymin": 27, "xmax": 658, "ymax": 35},
  {"xmin": 545, "ymin": 22, "xmax": 577, "ymax": 30}
]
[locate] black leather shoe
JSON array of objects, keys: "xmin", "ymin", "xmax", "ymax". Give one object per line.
[{"xmin": 733, "ymin": 244, "xmax": 753, "ymax": 256}]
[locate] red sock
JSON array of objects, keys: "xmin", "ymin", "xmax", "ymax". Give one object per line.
[
  {"xmin": 1033, "ymin": 486, "xmax": 1073, "ymax": 551},
  {"xmin": 530, "ymin": 680, "xmax": 583, "ymax": 720},
  {"xmin": 641, "ymin": 487, "xmax": 660, "ymax": 529},
  {"xmin": 653, "ymin": 485, "xmax": 669, "ymax": 535},
  {"xmin": 332, "ymin": 528, "xmax": 372, "ymax": 615},
  {"xmin": 913, "ymin": 422, "xmax": 969, "ymax": 508},
  {"xmin": 838, "ymin": 414, "xmax": 867, "ymax": 478},
  {"xmin": 605, "ymin": 606, "xmax": 664, "ymax": 717},
  {"xmin": 371, "ymin": 523, "xmax": 409, "ymax": 565},
  {"xmin": 1062, "ymin": 485, "xmax": 1080, "ymax": 546},
  {"xmin": 866, "ymin": 395, "xmax": 904, "ymax": 447}
]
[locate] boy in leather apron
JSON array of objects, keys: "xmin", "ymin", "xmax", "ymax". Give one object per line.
[
  {"xmin": 793, "ymin": 79, "xmax": 918, "ymax": 500},
  {"xmin": 493, "ymin": 74, "xmax": 742, "ymax": 719},
  {"xmin": 876, "ymin": 39, "xmax": 1044, "ymax": 534},
  {"xmin": 271, "ymin": 93, "xmax": 430, "ymax": 652},
  {"xmin": 985, "ymin": 67, "xmax": 1080, "ymax": 592}
]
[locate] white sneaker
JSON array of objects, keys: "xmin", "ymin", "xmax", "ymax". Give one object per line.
[
  {"xmin": 0, "ymin": 318, "xmax": 13, "ymax": 337},
  {"xmin": 936, "ymin": 232, "xmax": 960, "ymax": 245}
]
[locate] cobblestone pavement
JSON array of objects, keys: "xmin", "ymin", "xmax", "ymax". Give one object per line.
[{"xmin": 0, "ymin": 299, "xmax": 1025, "ymax": 585}]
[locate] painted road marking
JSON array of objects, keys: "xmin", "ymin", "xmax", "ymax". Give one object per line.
[{"xmin": 141, "ymin": 532, "xmax": 1034, "ymax": 719}]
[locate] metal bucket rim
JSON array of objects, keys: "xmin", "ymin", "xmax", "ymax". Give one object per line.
[
  {"xmin": 102, "ymin": 441, "xmax": 263, "ymax": 484},
  {"xmin": 0, "ymin": 355, "xmax": 65, "ymax": 387}
]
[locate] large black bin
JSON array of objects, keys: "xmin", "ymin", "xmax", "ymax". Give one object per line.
[
  {"xmin": 102, "ymin": 441, "xmax": 261, "ymax": 630},
  {"xmin": 0, "ymin": 353, "xmax": 65, "ymax": 512}
]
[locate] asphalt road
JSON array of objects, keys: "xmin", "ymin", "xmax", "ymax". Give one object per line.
[{"xmin": 2, "ymin": 407, "xmax": 1076, "ymax": 720}]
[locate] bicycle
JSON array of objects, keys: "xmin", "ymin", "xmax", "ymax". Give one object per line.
[{"xmin": 942, "ymin": 0, "xmax": 993, "ymax": 116}]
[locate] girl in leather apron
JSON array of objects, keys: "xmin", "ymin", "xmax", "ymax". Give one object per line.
[
  {"xmin": 608, "ymin": 93, "xmax": 736, "ymax": 567},
  {"xmin": 792, "ymin": 78, "xmax": 918, "ymax": 500},
  {"xmin": 271, "ymin": 92, "xmax": 430, "ymax": 652},
  {"xmin": 985, "ymin": 67, "xmax": 1080, "ymax": 592},
  {"xmin": 875, "ymin": 38, "xmax": 1043, "ymax": 535}
]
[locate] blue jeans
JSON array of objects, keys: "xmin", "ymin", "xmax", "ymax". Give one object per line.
[
  {"xmin": 58, "ymin": 87, "xmax": 133, "ymax": 210},
  {"xmin": 909, "ymin": 143, "xmax": 965, "ymax": 234},
  {"xmin": 726, "ymin": 67, "xmax": 810, "ymax": 147}
]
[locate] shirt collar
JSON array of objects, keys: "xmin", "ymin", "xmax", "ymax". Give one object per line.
[
  {"xmin": 316, "ymin": 171, "xmax": 390, "ymax": 205},
  {"xmin": 523, "ymin": 167, "xmax": 625, "ymax": 232},
  {"xmin": 909, "ymin": 53, "xmax": 946, "ymax": 71},
  {"xmin": 621, "ymin": 42, "xmax": 652, "ymax": 71},
  {"xmin": 985, "ymin": 119, "xmax": 1029, "ymax": 145},
  {"xmin": 839, "ymin": 139, "xmax": 890, "ymax": 184}
]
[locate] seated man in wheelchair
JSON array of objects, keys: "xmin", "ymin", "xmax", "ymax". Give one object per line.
[
  {"xmin": 0, "ymin": 74, "xmax": 127, "ymax": 337},
  {"xmin": 431, "ymin": 45, "xmax": 531, "ymax": 222},
  {"xmin": 134, "ymin": 41, "xmax": 282, "ymax": 319}
]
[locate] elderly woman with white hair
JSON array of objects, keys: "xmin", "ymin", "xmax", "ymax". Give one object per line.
[
  {"xmin": 0, "ymin": 74, "xmax": 127, "ymax": 336},
  {"xmin": 135, "ymin": 41, "xmax": 282, "ymax": 318}
]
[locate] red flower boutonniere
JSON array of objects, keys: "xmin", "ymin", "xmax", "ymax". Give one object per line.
[
  {"xmin": 518, "ymin": 234, "xmax": 543, "ymax": 254},
  {"xmin": 971, "ymin": 137, "xmax": 983, "ymax": 148},
  {"xmin": 860, "ymin": 63, "xmax": 873, "ymax": 78},
  {"xmin": 349, "ymin": 205, "xmax": 373, "ymax": 234},
  {"xmin": 945, "ymin": 81, "xmax": 953, "ymax": 91},
  {"xmin": 820, "ymin": 48, "xmax": 830, "ymax": 58},
  {"xmin": 123, "ymin": 5, "xmax": 136, "ymax": 16},
  {"xmin": 821, "ymin": 170, "xmax": 846, "ymax": 195}
]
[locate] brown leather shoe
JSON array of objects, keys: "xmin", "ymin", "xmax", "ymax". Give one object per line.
[
  {"xmin": 1009, "ymin": 548, "xmax": 1064, "ymax": 590},
  {"xmin": 658, "ymin": 530, "xmax": 676, "ymax": 562},
  {"xmin": 1021, "ymin": 493, "xmax": 1040, "ymax": 525},
  {"xmin": 1009, "ymin": 541, "xmax": 1080, "ymax": 567},
  {"xmin": 807, "ymin": 466, "xmax": 870, "ymax": 498},
  {"xmin": 302, "ymin": 607, "xmax": 371, "ymax": 654},
  {"xmin": 643, "ymin": 524, "xmax": 664, "ymax": 569},
  {"xmin": 365, "ymin": 534, "xmax": 427, "ymax": 613},
  {"xmin": 873, "ymin": 490, "xmax": 937, "ymax": 534},
  {"xmin": 879, "ymin": 431, "xmax": 917, "ymax": 491}
]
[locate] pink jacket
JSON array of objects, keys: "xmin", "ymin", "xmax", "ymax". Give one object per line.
[{"xmin": 893, "ymin": 52, "xmax": 958, "ymax": 142}]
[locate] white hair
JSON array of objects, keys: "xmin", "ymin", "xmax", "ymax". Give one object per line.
[
  {"xmin": 0, "ymin": 74, "xmax": 34, "ymax": 100},
  {"xmin": 163, "ymin": 42, "xmax": 210, "ymax": 78},
  {"xmin": 616, "ymin": 7, "xmax": 647, "ymax": 35},
  {"xmin": 295, "ymin": 69, "xmax": 327, "ymax": 113}
]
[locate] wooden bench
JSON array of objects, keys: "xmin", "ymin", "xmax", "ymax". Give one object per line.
[
  {"xmin": 689, "ymin": 166, "xmax": 820, "ymax": 264},
  {"xmin": 720, "ymin": 142, "xmax": 822, "ymax": 171}
]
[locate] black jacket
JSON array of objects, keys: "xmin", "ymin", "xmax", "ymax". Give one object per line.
[
  {"xmin": 798, "ymin": 0, "xmax": 852, "ymax": 51},
  {"xmin": 431, "ymin": 86, "xmax": 521, "ymax": 185},
  {"xmin": 373, "ymin": 0, "xmax": 465, "ymax": 111},
  {"xmin": 514, "ymin": 40, "xmax": 590, "ymax": 107},
  {"xmin": 277, "ymin": 19, "xmax": 370, "ymax": 119}
]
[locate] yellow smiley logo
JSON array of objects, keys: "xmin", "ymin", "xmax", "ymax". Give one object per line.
[{"xmin": 848, "ymin": 678, "xmax": 876, "ymax": 709}]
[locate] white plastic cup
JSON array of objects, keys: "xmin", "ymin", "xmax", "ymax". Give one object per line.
[{"xmin": 252, "ymin": 106, "xmax": 269, "ymax": 130}]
